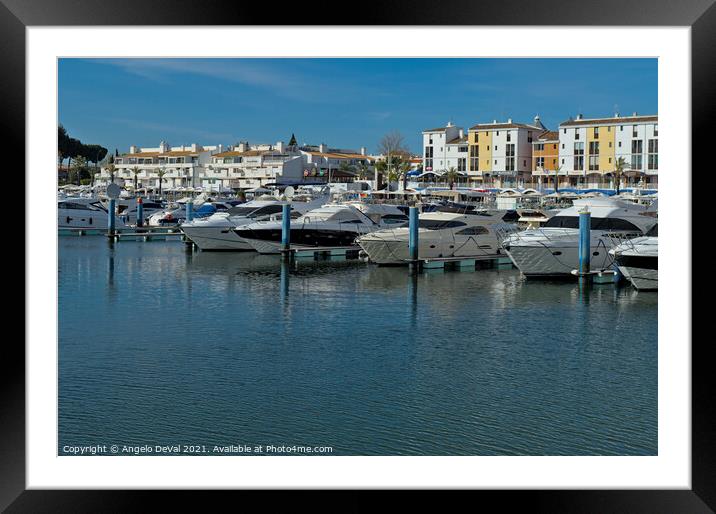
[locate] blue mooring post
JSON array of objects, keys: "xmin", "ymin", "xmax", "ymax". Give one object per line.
[
  {"xmin": 281, "ymin": 203, "xmax": 291, "ymax": 252},
  {"xmin": 136, "ymin": 197, "xmax": 144, "ymax": 227},
  {"xmin": 578, "ymin": 208, "xmax": 591, "ymax": 274},
  {"xmin": 186, "ymin": 200, "xmax": 194, "ymax": 223},
  {"xmin": 409, "ymin": 206, "xmax": 419, "ymax": 262},
  {"xmin": 108, "ymin": 198, "xmax": 116, "ymax": 235}
]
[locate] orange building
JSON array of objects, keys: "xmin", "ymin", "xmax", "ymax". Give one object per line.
[{"xmin": 531, "ymin": 131, "xmax": 560, "ymax": 188}]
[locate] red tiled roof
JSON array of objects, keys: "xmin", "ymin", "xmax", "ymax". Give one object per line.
[
  {"xmin": 560, "ymin": 115, "xmax": 657, "ymax": 127},
  {"xmin": 469, "ymin": 122, "xmax": 542, "ymax": 131}
]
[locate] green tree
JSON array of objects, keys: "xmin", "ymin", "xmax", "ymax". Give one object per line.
[
  {"xmin": 375, "ymin": 160, "xmax": 388, "ymax": 189},
  {"xmin": 613, "ymin": 157, "xmax": 627, "ymax": 194},
  {"xmin": 398, "ymin": 160, "xmax": 412, "ymax": 190},
  {"xmin": 70, "ymin": 155, "xmax": 88, "ymax": 186},
  {"xmin": 131, "ymin": 166, "xmax": 141, "ymax": 191},
  {"xmin": 444, "ymin": 167, "xmax": 460, "ymax": 190},
  {"xmin": 356, "ymin": 162, "xmax": 370, "ymax": 180},
  {"xmin": 156, "ymin": 168, "xmax": 167, "ymax": 198},
  {"xmin": 553, "ymin": 162, "xmax": 563, "ymax": 193},
  {"xmin": 106, "ymin": 162, "xmax": 116, "ymax": 184}
]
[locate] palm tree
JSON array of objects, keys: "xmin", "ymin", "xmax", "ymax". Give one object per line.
[
  {"xmin": 106, "ymin": 163, "xmax": 116, "ymax": 184},
  {"xmin": 398, "ymin": 161, "xmax": 412, "ymax": 190},
  {"xmin": 551, "ymin": 163, "xmax": 563, "ymax": 193},
  {"xmin": 375, "ymin": 160, "xmax": 388, "ymax": 189},
  {"xmin": 386, "ymin": 167, "xmax": 400, "ymax": 185},
  {"xmin": 357, "ymin": 162, "xmax": 370, "ymax": 180},
  {"xmin": 156, "ymin": 168, "xmax": 167, "ymax": 198},
  {"xmin": 131, "ymin": 166, "xmax": 141, "ymax": 191},
  {"xmin": 444, "ymin": 167, "xmax": 460, "ymax": 190},
  {"xmin": 613, "ymin": 157, "xmax": 627, "ymax": 194}
]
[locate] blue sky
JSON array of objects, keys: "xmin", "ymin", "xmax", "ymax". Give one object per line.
[{"xmin": 58, "ymin": 58, "xmax": 657, "ymax": 156}]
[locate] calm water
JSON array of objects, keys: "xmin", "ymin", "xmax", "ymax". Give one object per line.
[{"xmin": 58, "ymin": 237, "xmax": 657, "ymax": 456}]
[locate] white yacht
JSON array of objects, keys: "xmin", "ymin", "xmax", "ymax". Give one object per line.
[
  {"xmin": 356, "ymin": 210, "xmax": 517, "ymax": 265},
  {"xmin": 609, "ymin": 224, "xmax": 658, "ymax": 290},
  {"xmin": 180, "ymin": 196, "xmax": 327, "ymax": 251},
  {"xmin": 501, "ymin": 197, "xmax": 657, "ymax": 277},
  {"xmin": 58, "ymin": 197, "xmax": 128, "ymax": 230},
  {"xmin": 115, "ymin": 198, "xmax": 166, "ymax": 225},
  {"xmin": 236, "ymin": 203, "xmax": 408, "ymax": 254}
]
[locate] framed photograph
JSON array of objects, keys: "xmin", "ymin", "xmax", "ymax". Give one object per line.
[{"xmin": 8, "ymin": 0, "xmax": 711, "ymax": 510}]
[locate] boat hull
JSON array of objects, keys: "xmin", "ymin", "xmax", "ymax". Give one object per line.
[
  {"xmin": 181, "ymin": 225, "xmax": 254, "ymax": 251},
  {"xmin": 504, "ymin": 243, "xmax": 615, "ymax": 277},
  {"xmin": 617, "ymin": 266, "xmax": 658, "ymax": 290},
  {"xmin": 357, "ymin": 236, "xmax": 502, "ymax": 265}
]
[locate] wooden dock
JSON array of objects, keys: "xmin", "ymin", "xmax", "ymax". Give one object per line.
[
  {"xmin": 409, "ymin": 254, "xmax": 515, "ymax": 271},
  {"xmin": 104, "ymin": 227, "xmax": 186, "ymax": 241},
  {"xmin": 280, "ymin": 246, "xmax": 361, "ymax": 260}
]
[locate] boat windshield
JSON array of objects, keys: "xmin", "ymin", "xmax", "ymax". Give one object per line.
[
  {"xmin": 544, "ymin": 216, "xmax": 642, "ymax": 231},
  {"xmin": 418, "ymin": 219, "xmax": 467, "ymax": 230},
  {"xmin": 59, "ymin": 201, "xmax": 105, "ymax": 212},
  {"xmin": 228, "ymin": 204, "xmax": 283, "ymax": 217}
]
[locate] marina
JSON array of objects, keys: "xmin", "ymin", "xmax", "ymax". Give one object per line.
[
  {"xmin": 59, "ymin": 185, "xmax": 659, "ymax": 287},
  {"xmin": 54, "ymin": 57, "xmax": 661, "ymax": 461},
  {"xmin": 57, "ymin": 184, "xmax": 659, "ymax": 456}
]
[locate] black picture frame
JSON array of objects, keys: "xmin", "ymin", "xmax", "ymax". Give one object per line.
[{"xmin": 6, "ymin": 0, "xmax": 711, "ymax": 510}]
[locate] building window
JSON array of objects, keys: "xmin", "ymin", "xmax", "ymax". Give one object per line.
[
  {"xmin": 562, "ymin": 143, "xmax": 565, "ymax": 149},
  {"xmin": 527, "ymin": 131, "xmax": 533, "ymax": 143},
  {"xmin": 631, "ymin": 140, "xmax": 643, "ymax": 170},
  {"xmin": 588, "ymin": 141, "xmax": 600, "ymax": 171},
  {"xmin": 458, "ymin": 145, "xmax": 468, "ymax": 153},
  {"xmin": 494, "ymin": 146, "xmax": 497, "ymax": 151},
  {"xmin": 620, "ymin": 126, "xmax": 623, "ymax": 131},
  {"xmin": 594, "ymin": 127, "xmax": 599, "ymax": 138},
  {"xmin": 429, "ymin": 136, "xmax": 433, "ymax": 144},
  {"xmin": 607, "ymin": 126, "xmax": 611, "ymax": 132},
  {"xmin": 496, "ymin": 131, "xmax": 499, "ymax": 136},
  {"xmin": 563, "ymin": 128, "xmax": 567, "ymax": 134},
  {"xmin": 633, "ymin": 126, "xmax": 638, "ymax": 138},
  {"xmin": 575, "ymin": 129, "xmax": 580, "ymax": 140},
  {"xmin": 505, "ymin": 144, "xmax": 515, "ymax": 171},
  {"xmin": 469, "ymin": 145, "xmax": 480, "ymax": 171},
  {"xmin": 648, "ymin": 139, "xmax": 658, "ymax": 170},
  {"xmin": 573, "ymin": 142, "xmax": 584, "ymax": 171},
  {"xmin": 609, "ymin": 142, "xmax": 612, "ymax": 148},
  {"xmin": 506, "ymin": 132, "xmax": 511, "ymax": 142},
  {"xmin": 536, "ymin": 157, "xmax": 545, "ymax": 169},
  {"xmin": 424, "ymin": 146, "xmax": 434, "ymax": 170},
  {"xmin": 535, "ymin": 143, "xmax": 544, "ymax": 151},
  {"xmin": 458, "ymin": 158, "xmax": 466, "ymax": 172},
  {"xmin": 654, "ymin": 124, "xmax": 658, "ymax": 136}
]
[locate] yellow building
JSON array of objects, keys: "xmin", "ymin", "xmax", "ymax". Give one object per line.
[
  {"xmin": 559, "ymin": 113, "xmax": 658, "ymax": 188},
  {"xmin": 467, "ymin": 117, "xmax": 546, "ymax": 187}
]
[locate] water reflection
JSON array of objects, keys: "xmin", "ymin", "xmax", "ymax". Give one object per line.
[{"xmin": 60, "ymin": 238, "xmax": 658, "ymax": 456}]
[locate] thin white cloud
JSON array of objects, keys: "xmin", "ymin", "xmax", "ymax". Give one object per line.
[{"xmin": 92, "ymin": 58, "xmax": 370, "ymax": 104}]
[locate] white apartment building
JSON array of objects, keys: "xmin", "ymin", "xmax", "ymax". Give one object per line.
[
  {"xmin": 208, "ymin": 141, "xmax": 305, "ymax": 190},
  {"xmin": 422, "ymin": 122, "xmax": 464, "ymax": 174},
  {"xmin": 98, "ymin": 141, "xmax": 220, "ymax": 190},
  {"xmin": 468, "ymin": 116, "xmax": 546, "ymax": 188},
  {"xmin": 100, "ymin": 139, "xmax": 376, "ymax": 192},
  {"xmin": 558, "ymin": 113, "xmax": 658, "ymax": 188},
  {"xmin": 300, "ymin": 144, "xmax": 374, "ymax": 182}
]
